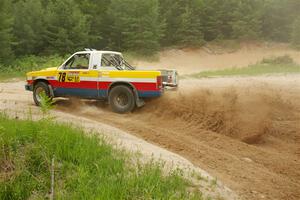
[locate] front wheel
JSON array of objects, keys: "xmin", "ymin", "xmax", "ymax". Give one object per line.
[
  {"xmin": 108, "ymin": 85, "xmax": 135, "ymax": 114},
  {"xmin": 33, "ymin": 82, "xmax": 51, "ymax": 106}
]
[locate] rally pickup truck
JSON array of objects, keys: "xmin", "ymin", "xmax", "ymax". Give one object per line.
[{"xmin": 25, "ymin": 50, "xmax": 178, "ymax": 113}]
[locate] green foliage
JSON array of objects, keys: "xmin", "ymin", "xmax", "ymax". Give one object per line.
[
  {"xmin": 0, "ymin": 114, "xmax": 202, "ymax": 199},
  {"xmin": 201, "ymin": 0, "xmax": 235, "ymax": 41},
  {"xmin": 200, "ymin": 0, "xmax": 263, "ymax": 41},
  {"xmin": 291, "ymin": 17, "xmax": 300, "ymax": 50},
  {"xmin": 262, "ymin": 0, "xmax": 300, "ymax": 42},
  {"xmin": 177, "ymin": 0, "xmax": 204, "ymax": 46},
  {"xmin": 108, "ymin": 0, "xmax": 163, "ymax": 55},
  {"xmin": 44, "ymin": 0, "xmax": 90, "ymax": 54},
  {"xmin": 159, "ymin": 0, "xmax": 186, "ymax": 45},
  {"xmin": 0, "ymin": 0, "xmax": 14, "ymax": 64},
  {"xmin": 73, "ymin": 0, "xmax": 109, "ymax": 48},
  {"xmin": 39, "ymin": 91, "xmax": 55, "ymax": 115},
  {"xmin": 13, "ymin": 0, "xmax": 45, "ymax": 56},
  {"xmin": 0, "ymin": 55, "xmax": 65, "ymax": 80},
  {"xmin": 230, "ymin": 0, "xmax": 263, "ymax": 40},
  {"xmin": 0, "ymin": 0, "xmax": 300, "ymax": 64},
  {"xmin": 261, "ymin": 55, "xmax": 294, "ymax": 65}
]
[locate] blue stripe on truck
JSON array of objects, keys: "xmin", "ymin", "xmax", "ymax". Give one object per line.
[
  {"xmin": 54, "ymin": 88, "xmax": 162, "ymax": 99},
  {"xmin": 138, "ymin": 91, "xmax": 162, "ymax": 98}
]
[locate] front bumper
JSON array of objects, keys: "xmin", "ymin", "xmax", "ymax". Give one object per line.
[{"xmin": 25, "ymin": 84, "xmax": 33, "ymax": 91}]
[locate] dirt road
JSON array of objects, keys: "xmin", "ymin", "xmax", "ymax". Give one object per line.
[{"xmin": 0, "ymin": 75, "xmax": 299, "ymax": 200}]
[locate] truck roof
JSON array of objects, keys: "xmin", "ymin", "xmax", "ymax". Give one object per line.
[{"xmin": 76, "ymin": 50, "xmax": 122, "ymax": 55}]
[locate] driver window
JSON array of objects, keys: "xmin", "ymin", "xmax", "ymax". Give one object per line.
[{"xmin": 64, "ymin": 54, "xmax": 90, "ymax": 70}]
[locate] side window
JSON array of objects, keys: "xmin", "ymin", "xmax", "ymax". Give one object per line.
[
  {"xmin": 64, "ymin": 54, "xmax": 90, "ymax": 70},
  {"xmin": 101, "ymin": 54, "xmax": 123, "ymax": 67}
]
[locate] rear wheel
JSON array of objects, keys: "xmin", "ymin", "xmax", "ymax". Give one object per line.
[
  {"xmin": 108, "ymin": 85, "xmax": 135, "ymax": 114},
  {"xmin": 33, "ymin": 82, "xmax": 51, "ymax": 106}
]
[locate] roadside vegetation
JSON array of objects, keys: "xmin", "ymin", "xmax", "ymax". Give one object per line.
[
  {"xmin": 190, "ymin": 55, "xmax": 300, "ymax": 78},
  {"xmin": 0, "ymin": 55, "xmax": 65, "ymax": 81},
  {"xmin": 0, "ymin": 113, "xmax": 202, "ymax": 200}
]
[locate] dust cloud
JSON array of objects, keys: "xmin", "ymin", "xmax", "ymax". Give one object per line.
[
  {"xmin": 138, "ymin": 85, "xmax": 299, "ymax": 145},
  {"xmin": 135, "ymin": 43, "xmax": 300, "ymax": 74}
]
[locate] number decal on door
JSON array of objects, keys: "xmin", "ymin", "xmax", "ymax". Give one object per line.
[
  {"xmin": 58, "ymin": 72, "xmax": 66, "ymax": 82},
  {"xmin": 58, "ymin": 72, "xmax": 80, "ymax": 82}
]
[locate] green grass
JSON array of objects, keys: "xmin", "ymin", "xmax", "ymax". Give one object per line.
[
  {"xmin": 0, "ymin": 55, "xmax": 66, "ymax": 81},
  {"xmin": 192, "ymin": 63, "xmax": 300, "ymax": 78},
  {"xmin": 190, "ymin": 55, "xmax": 300, "ymax": 78},
  {"xmin": 0, "ymin": 114, "xmax": 202, "ymax": 200}
]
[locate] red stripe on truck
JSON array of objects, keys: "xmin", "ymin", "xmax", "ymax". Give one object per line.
[{"xmin": 48, "ymin": 80, "xmax": 159, "ymax": 91}]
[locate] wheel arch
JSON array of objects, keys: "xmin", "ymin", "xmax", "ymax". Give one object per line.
[
  {"xmin": 33, "ymin": 79, "xmax": 49, "ymax": 86},
  {"xmin": 33, "ymin": 79, "xmax": 54, "ymax": 97},
  {"xmin": 108, "ymin": 81, "xmax": 137, "ymax": 95}
]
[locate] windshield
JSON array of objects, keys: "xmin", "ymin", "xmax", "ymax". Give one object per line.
[{"xmin": 101, "ymin": 54, "xmax": 135, "ymax": 70}]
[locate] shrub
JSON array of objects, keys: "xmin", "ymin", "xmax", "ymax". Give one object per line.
[
  {"xmin": 261, "ymin": 55, "xmax": 294, "ymax": 65},
  {"xmin": 291, "ymin": 17, "xmax": 300, "ymax": 50},
  {"xmin": 0, "ymin": 55, "xmax": 66, "ymax": 80}
]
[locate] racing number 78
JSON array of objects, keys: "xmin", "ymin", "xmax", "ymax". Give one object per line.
[{"xmin": 58, "ymin": 72, "xmax": 66, "ymax": 82}]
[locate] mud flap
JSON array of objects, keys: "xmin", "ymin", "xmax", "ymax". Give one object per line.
[
  {"xmin": 133, "ymin": 89, "xmax": 145, "ymax": 108},
  {"xmin": 136, "ymin": 98, "xmax": 145, "ymax": 107}
]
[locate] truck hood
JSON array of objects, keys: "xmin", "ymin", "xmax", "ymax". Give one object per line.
[
  {"xmin": 41, "ymin": 67, "xmax": 58, "ymax": 71},
  {"xmin": 26, "ymin": 67, "xmax": 58, "ymax": 77}
]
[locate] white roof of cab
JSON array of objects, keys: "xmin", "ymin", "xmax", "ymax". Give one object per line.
[{"xmin": 75, "ymin": 50, "xmax": 122, "ymax": 55}]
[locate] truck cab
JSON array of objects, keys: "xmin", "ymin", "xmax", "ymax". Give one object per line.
[{"xmin": 26, "ymin": 49, "xmax": 178, "ymax": 113}]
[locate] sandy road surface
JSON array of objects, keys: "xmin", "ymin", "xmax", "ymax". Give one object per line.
[{"xmin": 0, "ymin": 75, "xmax": 300, "ymax": 200}]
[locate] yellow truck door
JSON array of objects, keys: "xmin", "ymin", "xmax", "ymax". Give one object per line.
[{"xmin": 55, "ymin": 53, "xmax": 99, "ymax": 98}]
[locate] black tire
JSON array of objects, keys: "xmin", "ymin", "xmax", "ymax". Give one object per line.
[
  {"xmin": 108, "ymin": 85, "xmax": 135, "ymax": 114},
  {"xmin": 33, "ymin": 82, "xmax": 51, "ymax": 106}
]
